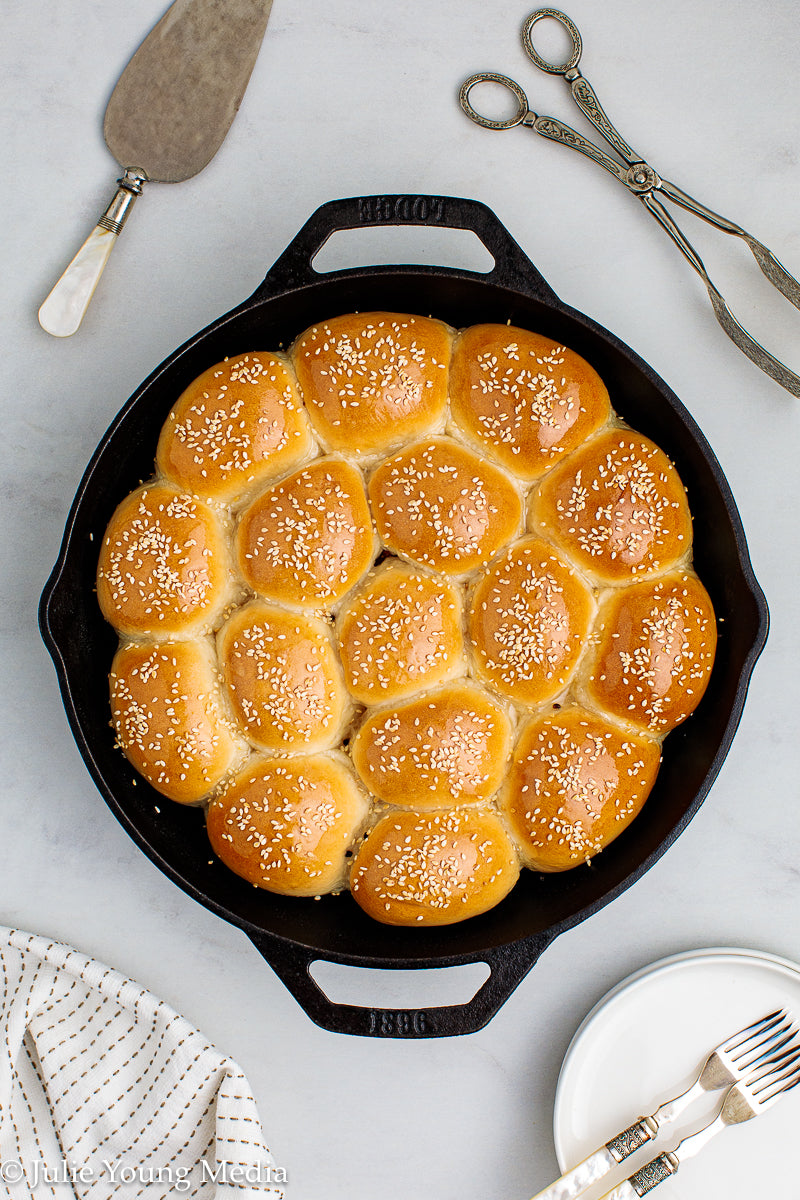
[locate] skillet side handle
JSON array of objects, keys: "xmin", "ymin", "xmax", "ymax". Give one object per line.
[
  {"xmin": 246, "ymin": 931, "xmax": 554, "ymax": 1038},
  {"xmin": 249, "ymin": 194, "xmax": 561, "ymax": 305}
]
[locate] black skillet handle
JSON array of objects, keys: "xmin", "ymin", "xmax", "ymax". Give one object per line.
[
  {"xmin": 248, "ymin": 931, "xmax": 554, "ymax": 1039},
  {"xmin": 250, "ymin": 193, "xmax": 562, "ymax": 304}
]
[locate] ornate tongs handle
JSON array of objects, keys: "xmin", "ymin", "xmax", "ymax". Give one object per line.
[
  {"xmin": 458, "ymin": 73, "xmax": 630, "ymax": 184},
  {"xmin": 522, "ymin": 8, "xmax": 640, "ymax": 166}
]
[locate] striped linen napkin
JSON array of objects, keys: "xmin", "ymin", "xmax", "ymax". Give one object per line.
[{"xmin": 0, "ymin": 927, "xmax": 284, "ymax": 1198}]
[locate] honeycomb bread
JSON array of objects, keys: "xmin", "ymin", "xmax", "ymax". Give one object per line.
[{"xmin": 97, "ymin": 312, "xmax": 716, "ymax": 926}]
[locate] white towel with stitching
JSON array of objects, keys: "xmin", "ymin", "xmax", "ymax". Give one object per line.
[{"xmin": 0, "ymin": 928, "xmax": 284, "ymax": 1199}]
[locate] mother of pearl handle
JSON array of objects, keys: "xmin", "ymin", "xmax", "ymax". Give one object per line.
[
  {"xmin": 38, "ymin": 168, "xmax": 147, "ymax": 337},
  {"xmin": 532, "ymin": 1115, "xmax": 660, "ymax": 1200},
  {"xmin": 597, "ymin": 1182, "xmax": 639, "ymax": 1200},
  {"xmin": 531, "ymin": 1147, "xmax": 617, "ymax": 1200}
]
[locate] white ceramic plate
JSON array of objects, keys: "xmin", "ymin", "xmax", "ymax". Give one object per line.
[{"xmin": 553, "ymin": 948, "xmax": 800, "ymax": 1200}]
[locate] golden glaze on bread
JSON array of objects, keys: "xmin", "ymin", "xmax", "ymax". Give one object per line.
[
  {"xmin": 96, "ymin": 483, "xmax": 237, "ymax": 639},
  {"xmin": 351, "ymin": 682, "xmax": 512, "ymax": 809},
  {"xmin": 350, "ymin": 807, "xmax": 520, "ymax": 925},
  {"xmin": 207, "ymin": 753, "xmax": 369, "ymax": 896},
  {"xmin": 368, "ymin": 436, "xmax": 523, "ymax": 575},
  {"xmin": 218, "ymin": 600, "xmax": 350, "ymax": 754},
  {"xmin": 156, "ymin": 353, "xmax": 314, "ymax": 504},
  {"xmin": 501, "ymin": 706, "xmax": 661, "ymax": 871},
  {"xmin": 449, "ymin": 325, "xmax": 610, "ymax": 480},
  {"xmin": 530, "ymin": 428, "xmax": 693, "ymax": 583},
  {"xmin": 468, "ymin": 537, "xmax": 594, "ymax": 705},
  {"xmin": 97, "ymin": 312, "xmax": 717, "ymax": 928},
  {"xmin": 236, "ymin": 456, "xmax": 376, "ymax": 608},
  {"xmin": 578, "ymin": 571, "xmax": 717, "ymax": 733},
  {"xmin": 336, "ymin": 559, "xmax": 464, "ymax": 704},
  {"xmin": 292, "ymin": 312, "xmax": 453, "ymax": 455},
  {"xmin": 110, "ymin": 640, "xmax": 247, "ymax": 803}
]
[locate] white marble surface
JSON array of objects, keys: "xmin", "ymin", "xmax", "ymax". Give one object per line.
[{"xmin": 3, "ymin": 0, "xmax": 800, "ymax": 1196}]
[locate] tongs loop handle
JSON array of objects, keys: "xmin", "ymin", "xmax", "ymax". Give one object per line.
[
  {"xmin": 522, "ymin": 8, "xmax": 582, "ymax": 74},
  {"xmin": 459, "ymin": 72, "xmax": 530, "ymax": 130}
]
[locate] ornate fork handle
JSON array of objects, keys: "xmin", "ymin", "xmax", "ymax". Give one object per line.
[
  {"xmin": 602, "ymin": 1156, "xmax": 678, "ymax": 1200},
  {"xmin": 531, "ymin": 1119, "xmax": 657, "ymax": 1200}
]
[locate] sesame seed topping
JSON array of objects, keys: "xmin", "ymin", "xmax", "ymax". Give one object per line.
[{"xmin": 98, "ymin": 315, "xmax": 712, "ymax": 926}]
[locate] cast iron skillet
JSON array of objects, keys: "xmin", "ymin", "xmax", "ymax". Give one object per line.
[{"xmin": 40, "ymin": 194, "xmax": 768, "ymax": 1038}]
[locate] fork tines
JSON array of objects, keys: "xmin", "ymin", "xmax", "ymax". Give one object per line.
[
  {"xmin": 727, "ymin": 1009, "xmax": 796, "ymax": 1068},
  {"xmin": 748, "ymin": 1044, "xmax": 800, "ymax": 1101}
]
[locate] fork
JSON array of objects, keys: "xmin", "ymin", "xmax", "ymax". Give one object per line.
[
  {"xmin": 595, "ymin": 1040, "xmax": 800, "ymax": 1198},
  {"xmin": 530, "ymin": 1009, "xmax": 793, "ymax": 1200}
]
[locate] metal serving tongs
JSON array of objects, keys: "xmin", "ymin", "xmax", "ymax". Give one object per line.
[{"xmin": 459, "ymin": 8, "xmax": 800, "ymax": 398}]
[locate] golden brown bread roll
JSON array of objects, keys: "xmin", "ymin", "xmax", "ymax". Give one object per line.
[
  {"xmin": 292, "ymin": 312, "xmax": 453, "ymax": 455},
  {"xmin": 236, "ymin": 456, "xmax": 376, "ymax": 608},
  {"xmin": 110, "ymin": 640, "xmax": 248, "ymax": 804},
  {"xmin": 97, "ymin": 311, "xmax": 718, "ymax": 927},
  {"xmin": 530, "ymin": 428, "xmax": 693, "ymax": 583},
  {"xmin": 156, "ymin": 352, "xmax": 315, "ymax": 504},
  {"xmin": 368, "ymin": 436, "xmax": 523, "ymax": 575},
  {"xmin": 350, "ymin": 806, "xmax": 520, "ymax": 925},
  {"xmin": 336, "ymin": 559, "xmax": 464, "ymax": 705},
  {"xmin": 468, "ymin": 536, "xmax": 595, "ymax": 705},
  {"xmin": 500, "ymin": 706, "xmax": 661, "ymax": 871},
  {"xmin": 351, "ymin": 681, "xmax": 513, "ymax": 809},
  {"xmin": 207, "ymin": 753, "xmax": 369, "ymax": 896},
  {"xmin": 448, "ymin": 324, "xmax": 610, "ymax": 480},
  {"xmin": 577, "ymin": 571, "xmax": 717, "ymax": 733},
  {"xmin": 96, "ymin": 483, "xmax": 238, "ymax": 639},
  {"xmin": 217, "ymin": 600, "xmax": 351, "ymax": 754}
]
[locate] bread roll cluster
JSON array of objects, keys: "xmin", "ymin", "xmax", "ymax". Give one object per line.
[{"xmin": 97, "ymin": 314, "xmax": 716, "ymax": 926}]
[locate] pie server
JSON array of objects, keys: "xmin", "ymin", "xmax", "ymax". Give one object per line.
[{"xmin": 38, "ymin": 0, "xmax": 274, "ymax": 338}]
